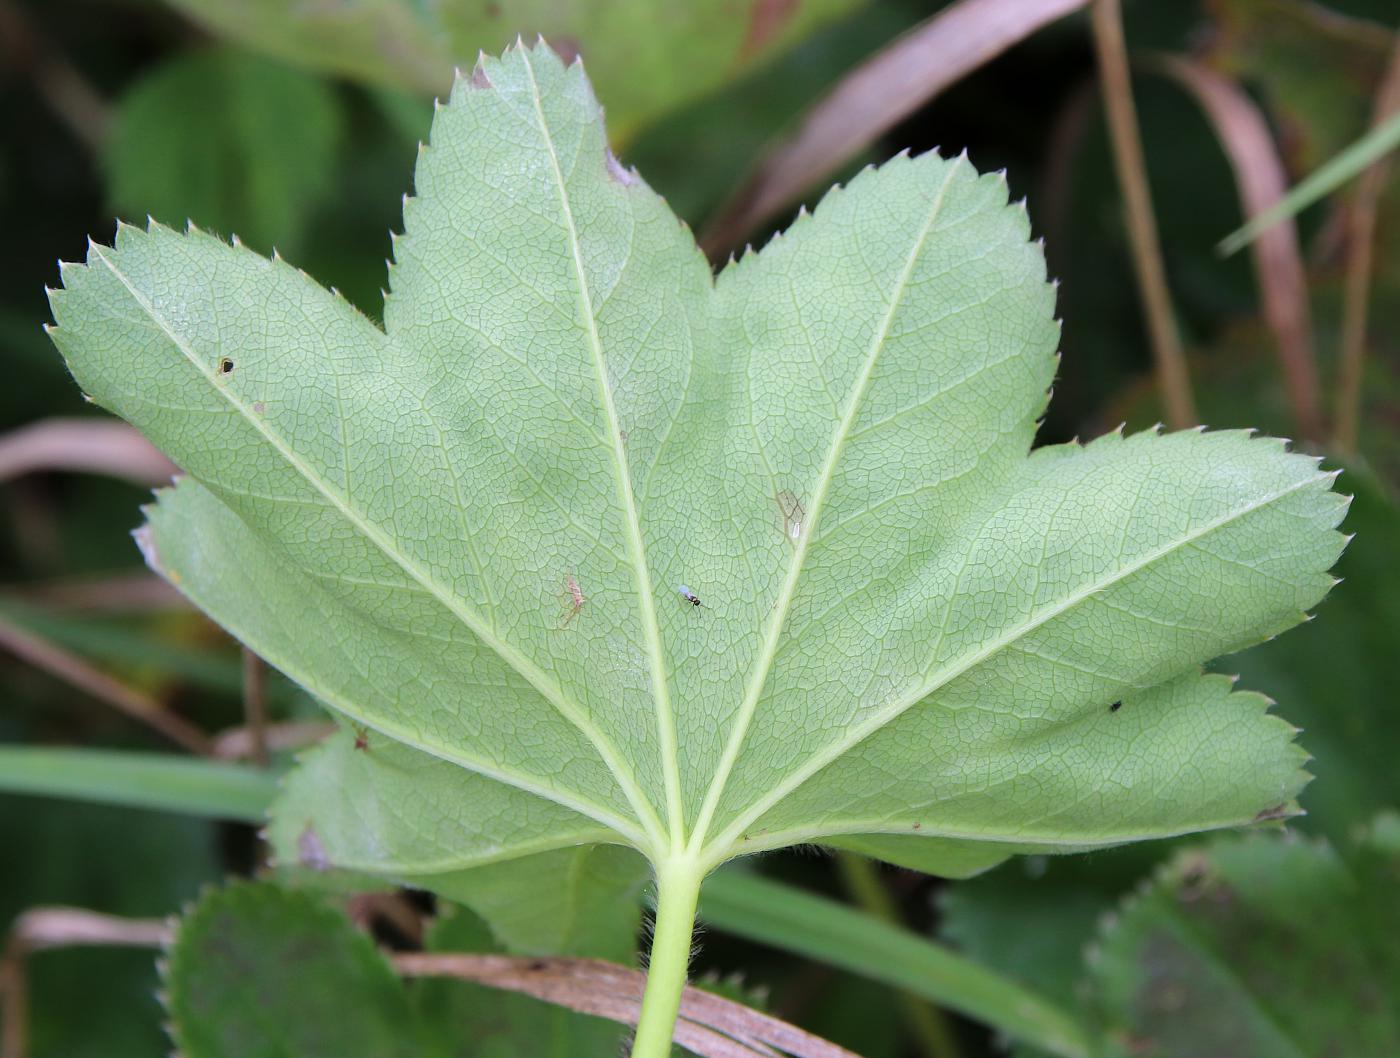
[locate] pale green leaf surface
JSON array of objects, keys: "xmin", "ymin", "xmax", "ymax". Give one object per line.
[
  {"xmin": 423, "ymin": 844, "xmax": 648, "ymax": 959},
  {"xmin": 265, "ymin": 728, "xmax": 615, "ymax": 876},
  {"xmin": 161, "ymin": 0, "xmax": 858, "ymax": 136},
  {"xmin": 48, "ymin": 43, "xmax": 1345, "ymax": 887}
]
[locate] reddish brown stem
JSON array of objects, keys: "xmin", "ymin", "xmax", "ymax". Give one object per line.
[{"xmin": 0, "ymin": 612, "xmax": 213, "ymax": 755}]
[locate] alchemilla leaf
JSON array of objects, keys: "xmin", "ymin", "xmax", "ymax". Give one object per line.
[{"xmin": 48, "ymin": 42, "xmax": 1345, "ymax": 1041}]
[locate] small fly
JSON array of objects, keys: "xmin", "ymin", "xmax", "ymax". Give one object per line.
[
  {"xmin": 1109, "ymin": 701, "xmax": 1122, "ymax": 713},
  {"xmin": 353, "ymin": 724, "xmax": 370, "ymax": 751},
  {"xmin": 678, "ymin": 585, "xmax": 703, "ymax": 608}
]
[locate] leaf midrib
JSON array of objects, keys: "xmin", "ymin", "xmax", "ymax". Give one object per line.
[
  {"xmin": 687, "ymin": 156, "xmax": 966, "ymax": 854},
  {"xmin": 519, "ymin": 48, "xmax": 685, "ymax": 850},
  {"xmin": 703, "ymin": 470, "xmax": 1322, "ymax": 860},
  {"xmin": 90, "ymin": 241, "xmax": 661, "ymax": 850}
]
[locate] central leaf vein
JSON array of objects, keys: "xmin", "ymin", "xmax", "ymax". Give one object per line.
[
  {"xmin": 519, "ymin": 49, "xmax": 684, "ymax": 850},
  {"xmin": 89, "ymin": 242, "xmax": 661, "ymax": 851},
  {"xmin": 704, "ymin": 472, "xmax": 1321, "ymax": 860},
  {"xmin": 687, "ymin": 157, "xmax": 966, "ymax": 854}
]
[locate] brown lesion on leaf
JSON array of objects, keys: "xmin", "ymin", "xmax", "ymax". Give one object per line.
[
  {"xmin": 605, "ymin": 147, "xmax": 637, "ymax": 187},
  {"xmin": 297, "ymin": 824, "xmax": 331, "ymax": 871},
  {"xmin": 133, "ymin": 522, "xmax": 181, "ymax": 585},
  {"xmin": 469, "ymin": 63, "xmax": 493, "ymax": 90},
  {"xmin": 741, "ymin": 0, "xmax": 800, "ymax": 61},
  {"xmin": 1253, "ymin": 803, "xmax": 1292, "ymax": 823},
  {"xmin": 776, "ymin": 489, "xmax": 805, "ymax": 543}
]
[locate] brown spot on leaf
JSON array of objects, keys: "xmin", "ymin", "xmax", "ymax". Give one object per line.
[
  {"xmin": 470, "ymin": 64, "xmax": 492, "ymax": 90},
  {"xmin": 219, "ymin": 357, "xmax": 234, "ymax": 374},
  {"xmin": 252, "ymin": 401, "xmax": 266, "ymax": 415},
  {"xmin": 297, "ymin": 824, "xmax": 331, "ymax": 871},
  {"xmin": 742, "ymin": 0, "xmax": 799, "ymax": 60},
  {"xmin": 605, "ymin": 147, "xmax": 636, "ymax": 186},
  {"xmin": 776, "ymin": 489, "xmax": 805, "ymax": 542},
  {"xmin": 1254, "ymin": 803, "xmax": 1291, "ymax": 822}
]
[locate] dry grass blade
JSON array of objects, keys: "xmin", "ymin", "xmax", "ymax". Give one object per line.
[
  {"xmin": 1335, "ymin": 32, "xmax": 1400, "ymax": 453},
  {"xmin": 1091, "ymin": 0, "xmax": 1196, "ymax": 429},
  {"xmin": 7, "ymin": 907, "xmax": 171, "ymax": 951},
  {"xmin": 1155, "ymin": 55, "xmax": 1322, "ymax": 441},
  {"xmin": 0, "ymin": 906, "xmax": 857, "ymax": 1058},
  {"xmin": 7, "ymin": 573, "xmax": 184, "ymax": 613},
  {"xmin": 0, "ymin": 0, "xmax": 110, "ymax": 153},
  {"xmin": 2, "ymin": 909, "xmax": 171, "ymax": 1058},
  {"xmin": 212, "ymin": 719, "xmax": 334, "ymax": 760},
  {"xmin": 0, "ymin": 418, "xmax": 174, "ymax": 485},
  {"xmin": 699, "ymin": 0, "xmax": 1090, "ymax": 257},
  {"xmin": 395, "ymin": 953, "xmax": 862, "ymax": 1058},
  {"xmin": 0, "ymin": 610, "xmax": 213, "ymax": 755}
]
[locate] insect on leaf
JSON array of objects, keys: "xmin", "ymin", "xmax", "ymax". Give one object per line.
[{"xmin": 48, "ymin": 41, "xmax": 1345, "ymax": 914}]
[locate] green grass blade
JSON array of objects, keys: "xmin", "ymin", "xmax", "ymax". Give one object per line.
[
  {"xmin": 0, "ymin": 747, "xmax": 278, "ymax": 821},
  {"xmin": 1219, "ymin": 110, "xmax": 1400, "ymax": 256},
  {"xmin": 700, "ymin": 870, "xmax": 1091, "ymax": 1058}
]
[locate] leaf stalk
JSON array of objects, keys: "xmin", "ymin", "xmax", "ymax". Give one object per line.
[{"xmin": 631, "ymin": 856, "xmax": 705, "ymax": 1058}]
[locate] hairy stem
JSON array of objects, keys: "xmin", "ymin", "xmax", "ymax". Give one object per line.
[{"xmin": 631, "ymin": 859, "xmax": 704, "ymax": 1058}]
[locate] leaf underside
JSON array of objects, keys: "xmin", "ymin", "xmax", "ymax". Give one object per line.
[{"xmin": 48, "ymin": 42, "xmax": 1346, "ymax": 888}]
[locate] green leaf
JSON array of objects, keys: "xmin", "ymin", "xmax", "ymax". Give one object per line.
[
  {"xmin": 1218, "ymin": 109, "xmax": 1400, "ymax": 255},
  {"xmin": 48, "ymin": 41, "xmax": 1345, "ymax": 900},
  {"xmin": 1087, "ymin": 818, "xmax": 1400, "ymax": 1057},
  {"xmin": 0, "ymin": 746, "xmax": 276, "ymax": 821},
  {"xmin": 161, "ymin": 1, "xmax": 861, "ymax": 137},
  {"xmin": 165, "ymin": 881, "xmax": 426, "ymax": 1058},
  {"xmin": 424, "ymin": 845, "xmax": 648, "ymax": 960},
  {"xmin": 108, "ymin": 47, "xmax": 343, "ymax": 254}
]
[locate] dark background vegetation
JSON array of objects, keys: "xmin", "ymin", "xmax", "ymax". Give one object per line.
[{"xmin": 1, "ymin": 1, "xmax": 1397, "ymax": 1056}]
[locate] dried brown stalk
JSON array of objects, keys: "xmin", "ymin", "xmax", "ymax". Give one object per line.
[
  {"xmin": 0, "ymin": 611, "xmax": 212, "ymax": 755},
  {"xmin": 1091, "ymin": 0, "xmax": 1196, "ymax": 428},
  {"xmin": 1335, "ymin": 33, "xmax": 1400, "ymax": 453},
  {"xmin": 1155, "ymin": 55, "xmax": 1322, "ymax": 441}
]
